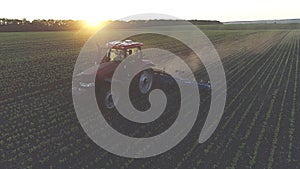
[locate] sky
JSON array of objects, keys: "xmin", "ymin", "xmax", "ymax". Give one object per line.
[{"xmin": 1, "ymin": 0, "xmax": 299, "ymax": 22}]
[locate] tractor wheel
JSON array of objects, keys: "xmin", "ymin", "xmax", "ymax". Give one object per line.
[
  {"xmin": 138, "ymin": 69, "xmax": 153, "ymax": 94},
  {"xmin": 97, "ymin": 83, "xmax": 119, "ymax": 110}
]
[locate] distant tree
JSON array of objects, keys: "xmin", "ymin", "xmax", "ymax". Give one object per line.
[{"xmin": 22, "ymin": 18, "xmax": 30, "ymax": 25}]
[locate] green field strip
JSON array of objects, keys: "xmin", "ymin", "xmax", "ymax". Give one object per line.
[
  {"xmin": 224, "ymin": 32, "xmax": 287, "ymax": 84},
  {"xmin": 200, "ymin": 39, "xmax": 287, "ymax": 154},
  {"xmin": 226, "ymin": 98, "xmax": 266, "ymax": 169},
  {"xmin": 243, "ymin": 33, "xmax": 295, "ymax": 167},
  {"xmin": 180, "ymin": 32, "xmax": 290, "ymax": 166},
  {"xmin": 288, "ymin": 32, "xmax": 299, "ymax": 164},
  {"xmin": 204, "ymin": 31, "xmax": 292, "ymax": 164},
  {"xmin": 266, "ymin": 44, "xmax": 294, "ymax": 169},
  {"xmin": 247, "ymin": 33, "xmax": 295, "ymax": 168},
  {"xmin": 219, "ymin": 33, "xmax": 278, "ymax": 76},
  {"xmin": 222, "ymin": 95, "xmax": 258, "ymax": 151},
  {"xmin": 223, "ymin": 33, "xmax": 289, "ymax": 119},
  {"xmin": 225, "ymin": 33, "xmax": 290, "ymax": 110},
  {"xmin": 254, "ymin": 34, "xmax": 293, "ymax": 90},
  {"xmin": 227, "ymin": 34, "xmax": 295, "ymax": 169},
  {"xmin": 265, "ymin": 35, "xmax": 296, "ymax": 94},
  {"xmin": 209, "ymin": 38, "xmax": 286, "ymax": 109},
  {"xmin": 207, "ymin": 35, "xmax": 281, "ymax": 100},
  {"xmin": 248, "ymin": 89, "xmax": 279, "ymax": 168},
  {"xmin": 250, "ymin": 38, "xmax": 288, "ymax": 91},
  {"xmin": 225, "ymin": 32, "xmax": 288, "ymax": 89},
  {"xmin": 209, "ymin": 32, "xmax": 288, "ymax": 114},
  {"xmin": 217, "ymin": 34, "xmax": 293, "ymax": 163},
  {"xmin": 190, "ymin": 32, "xmax": 282, "ymax": 78}
]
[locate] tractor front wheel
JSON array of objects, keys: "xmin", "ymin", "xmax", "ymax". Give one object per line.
[{"xmin": 97, "ymin": 82, "xmax": 119, "ymax": 110}]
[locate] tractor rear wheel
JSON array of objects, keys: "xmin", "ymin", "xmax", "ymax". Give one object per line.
[{"xmin": 138, "ymin": 69, "xmax": 153, "ymax": 94}]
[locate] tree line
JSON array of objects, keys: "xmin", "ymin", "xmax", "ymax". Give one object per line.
[
  {"xmin": 0, "ymin": 18, "xmax": 84, "ymax": 32},
  {"xmin": 0, "ymin": 18, "xmax": 222, "ymax": 32}
]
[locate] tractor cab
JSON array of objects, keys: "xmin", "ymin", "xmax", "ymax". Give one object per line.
[{"xmin": 101, "ymin": 40, "xmax": 143, "ymax": 63}]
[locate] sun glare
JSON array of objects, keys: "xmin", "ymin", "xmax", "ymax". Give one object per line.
[
  {"xmin": 81, "ymin": 18, "xmax": 108, "ymax": 33},
  {"xmin": 85, "ymin": 19, "xmax": 103, "ymax": 27}
]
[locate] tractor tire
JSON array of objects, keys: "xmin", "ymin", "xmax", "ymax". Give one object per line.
[
  {"xmin": 138, "ymin": 69, "xmax": 154, "ymax": 94},
  {"xmin": 96, "ymin": 82, "xmax": 119, "ymax": 110}
]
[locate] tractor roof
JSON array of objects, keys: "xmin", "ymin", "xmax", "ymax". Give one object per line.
[{"xmin": 107, "ymin": 40, "xmax": 143, "ymax": 49}]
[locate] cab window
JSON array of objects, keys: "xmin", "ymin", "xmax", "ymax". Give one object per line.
[{"xmin": 109, "ymin": 49, "xmax": 125, "ymax": 61}]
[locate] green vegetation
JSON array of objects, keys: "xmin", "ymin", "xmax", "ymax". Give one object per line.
[{"xmin": 0, "ymin": 26, "xmax": 299, "ymax": 168}]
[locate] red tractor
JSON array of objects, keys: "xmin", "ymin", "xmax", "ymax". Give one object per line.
[{"xmin": 78, "ymin": 40, "xmax": 155, "ymax": 109}]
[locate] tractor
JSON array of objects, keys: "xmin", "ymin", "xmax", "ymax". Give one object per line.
[{"xmin": 78, "ymin": 40, "xmax": 155, "ymax": 109}]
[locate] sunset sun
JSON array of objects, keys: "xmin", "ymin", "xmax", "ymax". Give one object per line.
[{"xmin": 85, "ymin": 19, "xmax": 104, "ymax": 27}]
